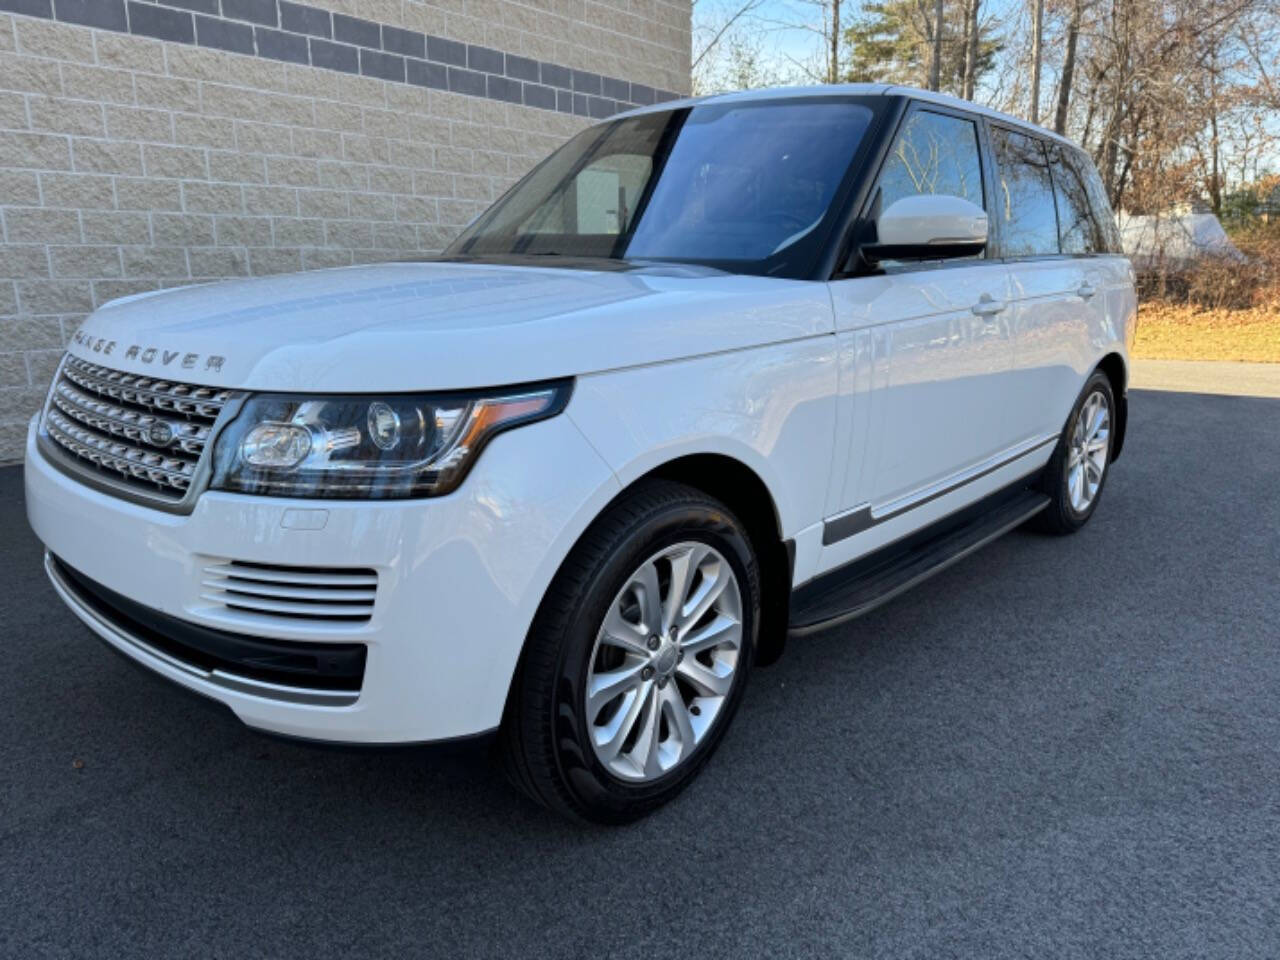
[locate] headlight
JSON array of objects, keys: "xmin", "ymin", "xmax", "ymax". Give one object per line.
[{"xmin": 209, "ymin": 382, "xmax": 571, "ymax": 499}]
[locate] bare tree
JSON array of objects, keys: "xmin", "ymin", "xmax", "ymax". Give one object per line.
[
  {"xmin": 830, "ymin": 0, "xmax": 842, "ymax": 82},
  {"xmin": 691, "ymin": 0, "xmax": 771, "ymax": 93},
  {"xmin": 930, "ymin": 0, "xmax": 944, "ymax": 89},
  {"xmin": 1028, "ymin": 0, "xmax": 1044, "ymax": 121},
  {"xmin": 1053, "ymin": 0, "xmax": 1086, "ymax": 133},
  {"xmin": 961, "ymin": 0, "xmax": 982, "ymax": 98},
  {"xmin": 754, "ymin": 0, "xmax": 845, "ymax": 84}
]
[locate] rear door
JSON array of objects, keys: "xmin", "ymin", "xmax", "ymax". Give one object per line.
[
  {"xmin": 824, "ymin": 103, "xmax": 1017, "ymax": 551},
  {"xmin": 1040, "ymin": 144, "xmax": 1131, "ymax": 423},
  {"xmin": 990, "ymin": 126, "xmax": 1092, "ymax": 445}
]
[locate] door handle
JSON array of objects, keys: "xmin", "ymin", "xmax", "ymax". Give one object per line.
[
  {"xmin": 1077, "ymin": 283, "xmax": 1097, "ymax": 300},
  {"xmin": 971, "ymin": 295, "xmax": 1006, "ymax": 316}
]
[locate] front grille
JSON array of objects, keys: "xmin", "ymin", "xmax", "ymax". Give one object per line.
[
  {"xmin": 42, "ymin": 356, "xmax": 232, "ymax": 503},
  {"xmin": 201, "ymin": 561, "xmax": 379, "ymax": 623}
]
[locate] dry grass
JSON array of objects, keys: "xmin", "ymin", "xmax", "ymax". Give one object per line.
[{"xmin": 1134, "ymin": 302, "xmax": 1280, "ymax": 363}]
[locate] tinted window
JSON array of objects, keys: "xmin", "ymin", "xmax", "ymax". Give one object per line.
[
  {"xmin": 448, "ymin": 100, "xmax": 876, "ymax": 278},
  {"xmin": 522, "ymin": 153, "xmax": 652, "ymax": 237},
  {"xmin": 1071, "ymin": 148, "xmax": 1123, "ymax": 254},
  {"xmin": 877, "ymin": 109, "xmax": 985, "ymax": 211},
  {"xmin": 1049, "ymin": 146, "xmax": 1096, "ymax": 254},
  {"xmin": 992, "ymin": 128, "xmax": 1059, "ymax": 256},
  {"xmin": 1042, "ymin": 145, "xmax": 1122, "ymax": 255}
]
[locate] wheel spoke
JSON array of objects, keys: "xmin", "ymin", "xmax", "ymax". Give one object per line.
[
  {"xmin": 586, "ymin": 658, "xmax": 647, "ymax": 718},
  {"xmin": 660, "ymin": 683, "xmax": 696, "ymax": 760},
  {"xmin": 633, "ymin": 560, "xmax": 664, "ymax": 637},
  {"xmin": 678, "ymin": 560, "xmax": 730, "ymax": 631},
  {"xmin": 592, "ymin": 680, "xmax": 652, "ymax": 762},
  {"xmin": 1088, "ymin": 404, "xmax": 1108, "ymax": 442},
  {"xmin": 628, "ymin": 684, "xmax": 664, "ymax": 777},
  {"xmin": 676, "ymin": 657, "xmax": 734, "ymax": 697},
  {"xmin": 1074, "ymin": 400, "xmax": 1088, "ymax": 442},
  {"xmin": 663, "ymin": 544, "xmax": 707, "ymax": 632},
  {"xmin": 600, "ymin": 606, "xmax": 651, "ymax": 655},
  {"xmin": 680, "ymin": 612, "xmax": 741, "ymax": 656}
]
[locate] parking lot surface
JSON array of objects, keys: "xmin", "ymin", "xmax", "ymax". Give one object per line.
[{"xmin": 3, "ymin": 387, "xmax": 1279, "ymax": 959}]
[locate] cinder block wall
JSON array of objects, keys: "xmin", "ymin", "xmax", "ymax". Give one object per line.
[{"xmin": 0, "ymin": 0, "xmax": 691, "ymax": 463}]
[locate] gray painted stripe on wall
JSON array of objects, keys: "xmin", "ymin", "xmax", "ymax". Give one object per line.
[{"xmin": 0, "ymin": 0, "xmax": 683, "ymax": 118}]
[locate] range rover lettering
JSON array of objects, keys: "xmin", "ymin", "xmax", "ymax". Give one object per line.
[{"xmin": 25, "ymin": 85, "xmax": 1136, "ymax": 823}]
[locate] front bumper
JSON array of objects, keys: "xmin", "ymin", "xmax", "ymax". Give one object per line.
[{"xmin": 25, "ymin": 414, "xmax": 619, "ymax": 743}]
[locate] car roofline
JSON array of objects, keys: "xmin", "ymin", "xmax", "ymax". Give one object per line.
[{"xmin": 611, "ymin": 83, "xmax": 1079, "ymax": 149}]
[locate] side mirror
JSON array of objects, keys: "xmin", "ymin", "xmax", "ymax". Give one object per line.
[{"xmin": 864, "ymin": 194, "xmax": 988, "ymax": 263}]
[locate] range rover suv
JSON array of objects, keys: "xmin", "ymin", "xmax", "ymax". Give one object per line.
[{"xmin": 25, "ymin": 85, "xmax": 1136, "ymax": 823}]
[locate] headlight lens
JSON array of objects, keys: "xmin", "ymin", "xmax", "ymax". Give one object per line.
[{"xmin": 210, "ymin": 383, "xmax": 570, "ymax": 498}]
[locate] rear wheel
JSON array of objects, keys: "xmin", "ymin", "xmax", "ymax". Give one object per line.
[
  {"xmin": 500, "ymin": 480, "xmax": 760, "ymax": 823},
  {"xmin": 1031, "ymin": 370, "xmax": 1115, "ymax": 534}
]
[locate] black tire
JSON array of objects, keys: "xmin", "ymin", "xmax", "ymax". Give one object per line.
[
  {"xmin": 499, "ymin": 479, "xmax": 761, "ymax": 824},
  {"xmin": 1030, "ymin": 369, "xmax": 1116, "ymax": 535}
]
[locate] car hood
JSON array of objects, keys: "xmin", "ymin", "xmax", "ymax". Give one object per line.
[{"xmin": 66, "ymin": 261, "xmax": 833, "ymax": 392}]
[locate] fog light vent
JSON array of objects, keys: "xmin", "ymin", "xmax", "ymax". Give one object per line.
[{"xmin": 201, "ymin": 561, "xmax": 377, "ymax": 623}]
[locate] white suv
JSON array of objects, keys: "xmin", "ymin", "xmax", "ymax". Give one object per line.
[{"xmin": 25, "ymin": 85, "xmax": 1136, "ymax": 822}]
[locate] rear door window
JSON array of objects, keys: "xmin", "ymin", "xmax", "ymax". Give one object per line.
[
  {"xmin": 1070, "ymin": 149, "xmax": 1123, "ymax": 254},
  {"xmin": 991, "ymin": 127, "xmax": 1060, "ymax": 257},
  {"xmin": 1048, "ymin": 145, "xmax": 1124, "ymax": 255},
  {"xmin": 1048, "ymin": 145, "xmax": 1101, "ymax": 255}
]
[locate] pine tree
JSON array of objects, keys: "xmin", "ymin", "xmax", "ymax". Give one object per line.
[{"xmin": 843, "ymin": 0, "xmax": 1000, "ymax": 95}]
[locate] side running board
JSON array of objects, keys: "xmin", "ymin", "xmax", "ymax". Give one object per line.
[{"xmin": 789, "ymin": 486, "xmax": 1051, "ymax": 635}]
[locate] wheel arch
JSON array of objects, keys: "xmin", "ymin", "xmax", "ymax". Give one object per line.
[
  {"xmin": 1096, "ymin": 352, "xmax": 1128, "ymax": 461},
  {"xmin": 644, "ymin": 453, "xmax": 791, "ymax": 666},
  {"xmin": 523, "ymin": 451, "xmax": 794, "ymax": 674}
]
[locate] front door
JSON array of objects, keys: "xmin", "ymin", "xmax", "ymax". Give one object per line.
[{"xmin": 825, "ymin": 105, "xmax": 1017, "ymax": 553}]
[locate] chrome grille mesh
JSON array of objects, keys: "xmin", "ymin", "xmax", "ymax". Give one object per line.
[{"xmin": 41, "ymin": 355, "xmax": 232, "ymax": 502}]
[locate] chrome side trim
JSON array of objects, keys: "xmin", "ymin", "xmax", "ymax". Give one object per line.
[
  {"xmin": 44, "ymin": 552, "xmax": 358, "ymax": 708},
  {"xmin": 822, "ymin": 432, "xmax": 1059, "ymax": 545}
]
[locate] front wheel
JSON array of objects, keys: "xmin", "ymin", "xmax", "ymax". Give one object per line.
[
  {"xmin": 500, "ymin": 480, "xmax": 760, "ymax": 823},
  {"xmin": 1030, "ymin": 370, "xmax": 1115, "ymax": 535}
]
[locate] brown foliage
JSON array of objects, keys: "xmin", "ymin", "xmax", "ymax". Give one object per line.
[{"xmin": 1138, "ymin": 226, "xmax": 1280, "ymax": 310}]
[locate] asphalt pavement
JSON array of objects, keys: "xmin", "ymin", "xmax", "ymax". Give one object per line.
[{"xmin": 3, "ymin": 386, "xmax": 1279, "ymax": 959}]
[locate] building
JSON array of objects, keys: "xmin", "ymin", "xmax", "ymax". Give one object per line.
[{"xmin": 0, "ymin": 0, "xmax": 690, "ymax": 463}]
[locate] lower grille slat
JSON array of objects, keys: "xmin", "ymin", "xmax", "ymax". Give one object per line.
[{"xmin": 202, "ymin": 561, "xmax": 378, "ymax": 625}]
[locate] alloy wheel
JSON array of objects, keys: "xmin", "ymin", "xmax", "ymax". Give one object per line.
[
  {"xmin": 1066, "ymin": 389, "xmax": 1110, "ymax": 512},
  {"xmin": 584, "ymin": 541, "xmax": 744, "ymax": 782}
]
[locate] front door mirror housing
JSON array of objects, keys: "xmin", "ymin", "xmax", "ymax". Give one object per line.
[{"xmin": 863, "ymin": 194, "xmax": 989, "ymax": 263}]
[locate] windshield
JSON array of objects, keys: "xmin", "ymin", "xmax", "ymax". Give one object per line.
[{"xmin": 445, "ymin": 98, "xmax": 878, "ymax": 278}]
